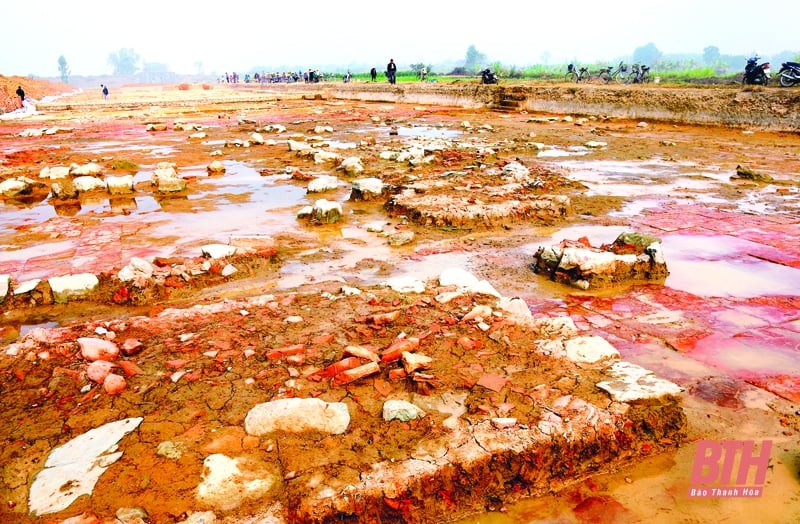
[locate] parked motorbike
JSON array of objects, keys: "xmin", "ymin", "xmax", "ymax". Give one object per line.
[
  {"xmin": 742, "ymin": 56, "xmax": 771, "ymax": 85},
  {"xmin": 480, "ymin": 69, "xmax": 498, "ymax": 84},
  {"xmin": 777, "ymin": 61, "xmax": 800, "ymax": 87}
]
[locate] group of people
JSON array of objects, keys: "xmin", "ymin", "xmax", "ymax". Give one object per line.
[
  {"xmin": 213, "ymin": 58, "xmax": 417, "ymax": 87},
  {"xmin": 367, "ymin": 59, "xmax": 399, "ymax": 84}
]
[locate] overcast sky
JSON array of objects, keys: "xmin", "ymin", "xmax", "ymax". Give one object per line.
[{"xmin": 2, "ymin": 0, "xmax": 797, "ymax": 77}]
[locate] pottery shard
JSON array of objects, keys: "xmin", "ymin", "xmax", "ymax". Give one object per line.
[{"xmin": 78, "ymin": 337, "xmax": 120, "ymax": 361}]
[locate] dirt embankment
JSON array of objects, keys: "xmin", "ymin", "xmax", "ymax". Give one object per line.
[
  {"xmin": 325, "ymin": 82, "xmax": 800, "ymax": 130},
  {"xmin": 0, "ymin": 75, "xmax": 74, "ymax": 113}
]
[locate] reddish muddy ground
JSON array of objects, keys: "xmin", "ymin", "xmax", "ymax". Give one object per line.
[{"xmin": 1, "ymin": 80, "xmax": 799, "ymax": 523}]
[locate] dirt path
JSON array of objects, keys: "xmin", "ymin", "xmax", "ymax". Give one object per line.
[{"xmin": 1, "ymin": 81, "xmax": 799, "ymax": 523}]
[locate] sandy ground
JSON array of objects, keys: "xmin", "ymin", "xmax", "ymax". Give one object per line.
[{"xmin": 1, "ymin": 80, "xmax": 800, "ymax": 523}]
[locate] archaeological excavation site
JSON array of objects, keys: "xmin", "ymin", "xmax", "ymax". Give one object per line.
[{"xmin": 1, "ymin": 78, "xmax": 799, "ymax": 523}]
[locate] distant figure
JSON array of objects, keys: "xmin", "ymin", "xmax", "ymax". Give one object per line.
[
  {"xmin": 101, "ymin": 84, "xmax": 109, "ymax": 100},
  {"xmin": 386, "ymin": 58, "xmax": 397, "ymax": 85},
  {"xmin": 15, "ymin": 85, "xmax": 25, "ymax": 107},
  {"xmin": 420, "ymin": 66, "xmax": 427, "ymax": 81},
  {"xmin": 370, "ymin": 67, "xmax": 377, "ymax": 82}
]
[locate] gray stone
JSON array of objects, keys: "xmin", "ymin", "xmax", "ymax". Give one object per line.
[
  {"xmin": 196, "ymin": 454, "xmax": 279, "ymax": 511},
  {"xmin": 384, "ymin": 276, "xmax": 425, "ymax": 293},
  {"xmin": 0, "ymin": 274, "xmax": 8, "ymax": 302},
  {"xmin": 350, "ymin": 177, "xmax": 384, "ymax": 201},
  {"xmin": 288, "ymin": 139, "xmax": 311, "ymax": 152},
  {"xmin": 387, "ymin": 230, "xmax": 415, "ymax": 246},
  {"xmin": 207, "ymin": 160, "xmax": 226, "ymax": 174},
  {"xmin": 307, "ymin": 175, "xmax": 340, "ymax": 193},
  {"xmin": 51, "ymin": 180, "xmax": 78, "ymax": 199},
  {"xmin": 314, "ymin": 151, "xmax": 342, "ymax": 164},
  {"xmin": 201, "ymin": 244, "xmax": 238, "ymax": 259},
  {"xmin": 383, "ymin": 400, "xmax": 427, "ymax": 422},
  {"xmin": 48, "ymin": 273, "xmax": 99, "ymax": 303},
  {"xmin": 564, "ymin": 336, "xmax": 620, "ymax": 363},
  {"xmin": 244, "ymin": 397, "xmax": 350, "ymax": 436},
  {"xmin": 340, "ymin": 156, "xmax": 364, "ymax": 175},
  {"xmin": 39, "ymin": 166, "xmax": 71, "ymax": 179},
  {"xmin": 0, "ymin": 178, "xmax": 29, "ymax": 197},
  {"xmin": 106, "ymin": 175, "xmax": 134, "ymax": 195},
  {"xmin": 501, "ymin": 162, "xmax": 530, "ymax": 181},
  {"xmin": 70, "ymin": 162, "xmax": 103, "ymax": 176},
  {"xmin": 118, "ymin": 257, "xmax": 154, "ymax": 282},
  {"xmin": 311, "ymin": 199, "xmax": 342, "ymax": 224},
  {"xmin": 116, "ymin": 507, "xmax": 149, "ymax": 522},
  {"xmin": 72, "ymin": 176, "xmax": 106, "ymax": 193},
  {"xmin": 597, "ymin": 361, "xmax": 683, "ymax": 402},
  {"xmin": 14, "ymin": 279, "xmax": 41, "ymax": 295},
  {"xmin": 157, "ymin": 176, "xmax": 187, "ymax": 192}
]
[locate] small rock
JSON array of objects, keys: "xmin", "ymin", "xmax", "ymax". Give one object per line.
[
  {"xmin": 207, "ymin": 160, "xmax": 226, "ymax": 174},
  {"xmin": 382, "ymin": 399, "xmax": 426, "ymax": 422}
]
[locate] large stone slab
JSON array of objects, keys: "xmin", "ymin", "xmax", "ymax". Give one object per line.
[
  {"xmin": 48, "ymin": 273, "xmax": 99, "ymax": 303},
  {"xmin": 28, "ymin": 417, "xmax": 142, "ymax": 515}
]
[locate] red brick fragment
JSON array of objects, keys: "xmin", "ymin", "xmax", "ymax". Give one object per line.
[
  {"xmin": 313, "ymin": 333, "xmax": 335, "ymax": 345},
  {"xmin": 116, "ymin": 360, "xmax": 143, "ymax": 377},
  {"xmin": 309, "ymin": 357, "xmax": 363, "ymax": 381},
  {"xmin": 266, "ymin": 343, "xmax": 305, "ymax": 360},
  {"xmin": 476, "ymin": 373, "xmax": 509, "ymax": 392},
  {"xmin": 165, "ymin": 359, "xmax": 188, "ymax": 370},
  {"xmin": 373, "ymin": 378, "xmax": 393, "ymax": 396},
  {"xmin": 332, "ymin": 362, "xmax": 380, "ymax": 385},
  {"xmin": 367, "ymin": 310, "xmax": 401, "ymax": 325},
  {"xmin": 388, "ymin": 368, "xmax": 408, "ymax": 380},
  {"xmin": 381, "ymin": 337, "xmax": 420, "ymax": 363}
]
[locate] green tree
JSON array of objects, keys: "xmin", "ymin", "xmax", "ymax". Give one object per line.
[
  {"xmin": 633, "ymin": 43, "xmax": 662, "ymax": 65},
  {"xmin": 465, "ymin": 45, "xmax": 487, "ymax": 71},
  {"xmin": 703, "ymin": 45, "xmax": 721, "ymax": 65},
  {"xmin": 107, "ymin": 48, "xmax": 141, "ymax": 76},
  {"xmin": 57, "ymin": 55, "xmax": 70, "ymax": 84}
]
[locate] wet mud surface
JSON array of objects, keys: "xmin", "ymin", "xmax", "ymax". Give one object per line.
[{"xmin": 1, "ymin": 82, "xmax": 800, "ymax": 523}]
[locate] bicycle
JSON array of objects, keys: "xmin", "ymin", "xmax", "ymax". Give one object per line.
[
  {"xmin": 626, "ymin": 63, "xmax": 652, "ymax": 84},
  {"xmin": 598, "ymin": 61, "xmax": 628, "ymax": 83},
  {"xmin": 565, "ymin": 63, "xmax": 590, "ymax": 83}
]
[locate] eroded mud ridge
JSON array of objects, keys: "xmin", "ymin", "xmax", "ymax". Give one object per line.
[{"xmin": 2, "ymin": 277, "xmax": 684, "ymax": 523}]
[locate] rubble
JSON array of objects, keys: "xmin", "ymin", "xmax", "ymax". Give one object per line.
[{"xmin": 532, "ymin": 232, "xmax": 668, "ymax": 289}]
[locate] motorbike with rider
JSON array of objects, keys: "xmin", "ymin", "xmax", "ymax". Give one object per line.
[{"xmin": 480, "ymin": 69, "xmax": 498, "ymax": 84}]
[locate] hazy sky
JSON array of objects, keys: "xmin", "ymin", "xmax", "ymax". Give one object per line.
[{"xmin": 2, "ymin": 0, "xmax": 797, "ymax": 77}]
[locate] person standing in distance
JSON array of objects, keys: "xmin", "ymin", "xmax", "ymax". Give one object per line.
[
  {"xmin": 101, "ymin": 84, "xmax": 109, "ymax": 100},
  {"xmin": 15, "ymin": 85, "xmax": 25, "ymax": 108},
  {"xmin": 386, "ymin": 59, "xmax": 397, "ymax": 85},
  {"xmin": 370, "ymin": 67, "xmax": 377, "ymax": 82}
]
